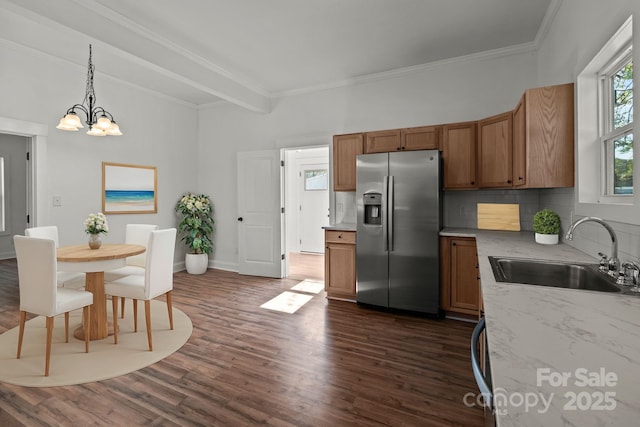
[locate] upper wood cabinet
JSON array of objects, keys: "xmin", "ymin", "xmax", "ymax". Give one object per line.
[
  {"xmin": 478, "ymin": 112, "xmax": 513, "ymax": 188},
  {"xmin": 442, "ymin": 121, "xmax": 477, "ymax": 189},
  {"xmin": 401, "ymin": 126, "xmax": 440, "ymax": 151},
  {"xmin": 513, "ymin": 83, "xmax": 575, "ymax": 188},
  {"xmin": 364, "ymin": 126, "xmax": 440, "ymax": 153},
  {"xmin": 333, "ymin": 133, "xmax": 363, "ymax": 191},
  {"xmin": 364, "ymin": 130, "xmax": 401, "ymax": 153}
]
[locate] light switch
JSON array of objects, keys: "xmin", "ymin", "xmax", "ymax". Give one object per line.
[{"xmin": 53, "ymin": 196, "xmax": 62, "ymax": 207}]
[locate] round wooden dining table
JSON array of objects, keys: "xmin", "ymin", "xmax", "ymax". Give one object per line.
[{"xmin": 57, "ymin": 244, "xmax": 145, "ymax": 340}]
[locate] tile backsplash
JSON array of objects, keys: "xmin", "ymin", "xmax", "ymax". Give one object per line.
[
  {"xmin": 335, "ymin": 186, "xmax": 640, "ymax": 264},
  {"xmin": 443, "ymin": 189, "xmax": 541, "ymax": 231}
]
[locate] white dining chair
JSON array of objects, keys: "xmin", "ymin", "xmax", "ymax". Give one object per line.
[
  {"xmin": 24, "ymin": 226, "xmax": 86, "ymax": 289},
  {"xmin": 14, "ymin": 235, "xmax": 94, "ymax": 376},
  {"xmin": 104, "ymin": 224, "xmax": 159, "ymax": 320},
  {"xmin": 105, "ymin": 228, "xmax": 176, "ymax": 351}
]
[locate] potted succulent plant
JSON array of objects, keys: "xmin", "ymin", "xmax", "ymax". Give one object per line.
[
  {"xmin": 533, "ymin": 208, "xmax": 561, "ymax": 245},
  {"xmin": 175, "ymin": 193, "xmax": 214, "ymax": 274}
]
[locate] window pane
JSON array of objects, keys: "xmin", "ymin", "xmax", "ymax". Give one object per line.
[
  {"xmin": 614, "ymin": 133, "xmax": 633, "ymax": 194},
  {"xmin": 613, "ymin": 60, "xmax": 633, "ymax": 129},
  {"xmin": 304, "ymin": 169, "xmax": 328, "ymax": 191}
]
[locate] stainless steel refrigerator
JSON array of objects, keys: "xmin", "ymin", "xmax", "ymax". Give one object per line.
[{"xmin": 356, "ymin": 150, "xmax": 441, "ymax": 314}]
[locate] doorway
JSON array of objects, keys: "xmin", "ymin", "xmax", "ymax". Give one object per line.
[
  {"xmin": 284, "ymin": 146, "xmax": 329, "ymax": 282},
  {"xmin": 0, "ymin": 133, "xmax": 29, "ymax": 259}
]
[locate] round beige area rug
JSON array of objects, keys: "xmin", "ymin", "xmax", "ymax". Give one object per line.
[{"xmin": 0, "ymin": 299, "xmax": 192, "ymax": 387}]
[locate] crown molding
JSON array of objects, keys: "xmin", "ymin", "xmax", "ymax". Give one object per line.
[
  {"xmin": 273, "ymin": 41, "xmax": 538, "ymax": 99},
  {"xmin": 534, "ymin": 0, "xmax": 563, "ymax": 47}
]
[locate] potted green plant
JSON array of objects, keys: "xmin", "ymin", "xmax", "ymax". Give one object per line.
[
  {"xmin": 533, "ymin": 208, "xmax": 561, "ymax": 245},
  {"xmin": 175, "ymin": 193, "xmax": 214, "ymax": 274}
]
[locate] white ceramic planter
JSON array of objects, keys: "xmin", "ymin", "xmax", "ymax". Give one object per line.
[
  {"xmin": 185, "ymin": 253, "xmax": 208, "ymax": 274},
  {"xmin": 535, "ymin": 233, "xmax": 559, "ymax": 245}
]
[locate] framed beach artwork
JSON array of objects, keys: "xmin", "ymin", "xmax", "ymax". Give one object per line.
[{"xmin": 102, "ymin": 162, "xmax": 157, "ymax": 214}]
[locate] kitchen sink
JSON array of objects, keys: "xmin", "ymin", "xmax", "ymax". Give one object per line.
[{"xmin": 488, "ymin": 257, "xmax": 622, "ymax": 293}]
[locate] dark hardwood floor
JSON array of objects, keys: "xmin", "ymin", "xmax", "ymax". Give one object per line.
[{"xmin": 0, "ymin": 259, "xmax": 484, "ymax": 426}]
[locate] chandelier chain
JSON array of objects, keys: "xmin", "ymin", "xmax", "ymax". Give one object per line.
[{"xmin": 83, "ymin": 44, "xmax": 96, "ymax": 108}]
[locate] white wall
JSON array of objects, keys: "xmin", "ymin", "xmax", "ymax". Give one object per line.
[
  {"xmin": 198, "ymin": 51, "xmax": 538, "ymax": 270},
  {"xmin": 0, "ymin": 42, "xmax": 198, "ymax": 265},
  {"xmin": 537, "ymin": 0, "xmax": 640, "ymax": 262}
]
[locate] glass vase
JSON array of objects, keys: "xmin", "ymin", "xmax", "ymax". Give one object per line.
[{"xmin": 88, "ymin": 233, "xmax": 102, "ymax": 250}]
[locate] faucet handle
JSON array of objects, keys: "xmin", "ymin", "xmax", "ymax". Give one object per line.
[
  {"xmin": 597, "ymin": 252, "xmax": 609, "ymax": 272},
  {"xmin": 616, "ymin": 269, "xmax": 628, "ymax": 286},
  {"xmin": 620, "ymin": 261, "xmax": 640, "ymax": 285}
]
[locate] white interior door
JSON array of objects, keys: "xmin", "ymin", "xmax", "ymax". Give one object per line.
[
  {"xmin": 237, "ymin": 150, "xmax": 283, "ymax": 278},
  {"xmin": 298, "ymin": 162, "xmax": 329, "ymax": 253}
]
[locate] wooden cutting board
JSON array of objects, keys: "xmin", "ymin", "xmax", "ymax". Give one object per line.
[{"xmin": 477, "ymin": 203, "xmax": 521, "ymax": 231}]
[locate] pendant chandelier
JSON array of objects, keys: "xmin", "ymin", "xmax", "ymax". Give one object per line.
[{"xmin": 56, "ymin": 44, "xmax": 122, "ymax": 136}]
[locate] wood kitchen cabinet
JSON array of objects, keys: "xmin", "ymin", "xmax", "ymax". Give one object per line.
[
  {"xmin": 364, "ymin": 126, "xmax": 440, "ymax": 153},
  {"xmin": 324, "ymin": 230, "xmax": 356, "ymax": 300},
  {"xmin": 478, "ymin": 111, "xmax": 513, "ymax": 188},
  {"xmin": 512, "ymin": 83, "xmax": 574, "ymax": 188},
  {"xmin": 442, "ymin": 121, "xmax": 477, "ymax": 189},
  {"xmin": 364, "ymin": 129, "xmax": 401, "ymax": 153},
  {"xmin": 401, "ymin": 125, "xmax": 440, "ymax": 151},
  {"xmin": 440, "ymin": 236, "xmax": 480, "ymax": 316},
  {"xmin": 333, "ymin": 133, "xmax": 363, "ymax": 191}
]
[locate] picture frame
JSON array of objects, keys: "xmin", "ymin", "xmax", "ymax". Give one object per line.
[{"xmin": 102, "ymin": 162, "xmax": 157, "ymax": 214}]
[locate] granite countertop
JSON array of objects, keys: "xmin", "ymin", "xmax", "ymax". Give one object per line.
[
  {"xmin": 323, "ymin": 223, "xmax": 356, "ymax": 232},
  {"xmin": 441, "ymin": 228, "xmax": 640, "ymax": 426}
]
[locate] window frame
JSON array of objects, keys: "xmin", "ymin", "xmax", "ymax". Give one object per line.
[
  {"xmin": 575, "ymin": 15, "xmax": 638, "ymax": 224},
  {"xmin": 599, "ymin": 48, "xmax": 633, "ymax": 198}
]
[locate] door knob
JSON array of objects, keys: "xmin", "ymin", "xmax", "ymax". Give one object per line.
[{"xmin": 237, "ymin": 217, "xmax": 243, "ymax": 222}]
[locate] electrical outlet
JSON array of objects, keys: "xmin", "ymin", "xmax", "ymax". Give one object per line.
[{"xmin": 52, "ymin": 196, "xmax": 62, "ymax": 207}]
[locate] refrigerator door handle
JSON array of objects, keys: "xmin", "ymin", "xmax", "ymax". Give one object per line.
[
  {"xmin": 388, "ymin": 175, "xmax": 394, "ymax": 252},
  {"xmin": 383, "ymin": 176, "xmax": 389, "ymax": 251}
]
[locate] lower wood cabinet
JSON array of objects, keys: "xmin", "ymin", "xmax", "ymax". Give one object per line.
[
  {"xmin": 440, "ymin": 236, "xmax": 481, "ymax": 316},
  {"xmin": 324, "ymin": 230, "xmax": 356, "ymax": 300}
]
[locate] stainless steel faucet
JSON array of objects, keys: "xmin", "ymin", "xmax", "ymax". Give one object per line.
[{"xmin": 565, "ymin": 216, "xmax": 620, "ymax": 274}]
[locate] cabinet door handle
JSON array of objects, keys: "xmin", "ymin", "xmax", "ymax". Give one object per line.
[
  {"xmin": 507, "ymin": 180, "xmax": 512, "ymax": 184},
  {"xmin": 470, "ymin": 181, "xmax": 475, "ymax": 185},
  {"xmin": 237, "ymin": 217, "xmax": 243, "ymax": 222}
]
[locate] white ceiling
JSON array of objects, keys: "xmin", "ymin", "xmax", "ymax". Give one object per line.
[{"xmin": 0, "ymin": 0, "xmax": 557, "ymax": 112}]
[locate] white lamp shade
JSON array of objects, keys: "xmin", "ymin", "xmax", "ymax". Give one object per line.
[
  {"xmin": 105, "ymin": 122, "xmax": 122, "ymax": 136},
  {"xmin": 56, "ymin": 118, "xmax": 79, "ymax": 131},
  {"xmin": 62, "ymin": 113, "xmax": 84, "ymax": 129},
  {"xmin": 86, "ymin": 127, "xmax": 106, "ymax": 136},
  {"xmin": 94, "ymin": 116, "xmax": 112, "ymax": 130}
]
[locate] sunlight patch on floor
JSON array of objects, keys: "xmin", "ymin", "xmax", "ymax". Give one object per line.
[{"xmin": 260, "ymin": 291, "xmax": 313, "ymax": 314}]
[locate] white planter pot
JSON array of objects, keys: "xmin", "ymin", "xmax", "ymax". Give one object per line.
[
  {"xmin": 535, "ymin": 233, "xmax": 559, "ymax": 245},
  {"xmin": 185, "ymin": 253, "xmax": 208, "ymax": 274}
]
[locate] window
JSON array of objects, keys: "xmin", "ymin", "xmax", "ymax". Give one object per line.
[
  {"xmin": 577, "ymin": 16, "xmax": 634, "ymax": 218},
  {"xmin": 304, "ymin": 169, "xmax": 328, "ymax": 191},
  {"xmin": 600, "ymin": 51, "xmax": 633, "ymax": 195}
]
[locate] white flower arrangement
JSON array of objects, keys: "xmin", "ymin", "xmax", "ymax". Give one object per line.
[
  {"xmin": 175, "ymin": 193, "xmax": 214, "ymax": 254},
  {"xmin": 84, "ymin": 212, "xmax": 109, "ymax": 235}
]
